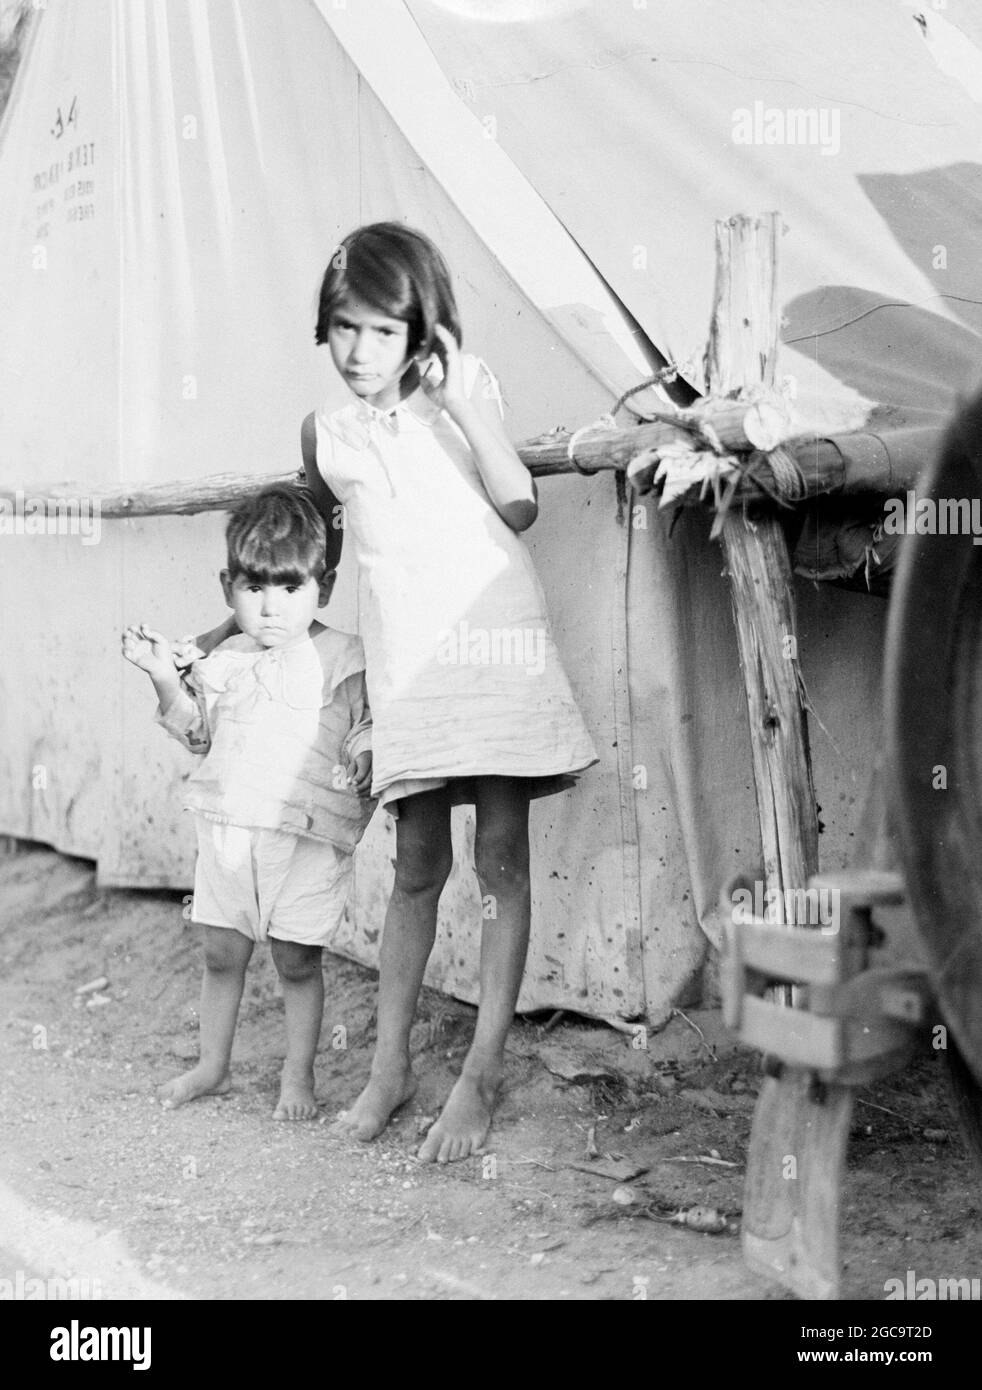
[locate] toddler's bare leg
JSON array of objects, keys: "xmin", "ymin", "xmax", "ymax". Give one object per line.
[
  {"xmin": 271, "ymin": 939, "xmax": 323, "ymax": 1120},
  {"xmin": 159, "ymin": 925, "xmax": 253, "ymax": 1108},
  {"xmin": 335, "ymin": 786, "xmax": 453, "ymax": 1141},
  {"xmin": 419, "ymin": 777, "xmax": 531, "ymax": 1163}
]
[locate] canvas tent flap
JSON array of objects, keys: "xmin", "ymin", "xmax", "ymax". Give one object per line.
[{"xmin": 404, "ymin": 0, "xmax": 982, "ymax": 434}]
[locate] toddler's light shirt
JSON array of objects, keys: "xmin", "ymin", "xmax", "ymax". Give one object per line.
[{"xmin": 156, "ymin": 626, "xmax": 374, "ymax": 853}]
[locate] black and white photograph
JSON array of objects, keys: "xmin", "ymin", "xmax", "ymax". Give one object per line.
[{"xmin": 1, "ymin": 0, "xmax": 982, "ymax": 1341}]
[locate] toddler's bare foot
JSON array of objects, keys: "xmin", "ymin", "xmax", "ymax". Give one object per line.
[
  {"xmin": 334, "ymin": 1062, "xmax": 417, "ymax": 1141},
  {"xmin": 274, "ymin": 1063, "xmax": 319, "ymax": 1121},
  {"xmin": 418, "ymin": 1064, "xmax": 502, "ymax": 1164},
  {"xmin": 158, "ymin": 1063, "xmax": 231, "ymax": 1109}
]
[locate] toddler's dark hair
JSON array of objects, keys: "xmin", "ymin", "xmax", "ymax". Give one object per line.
[
  {"xmin": 225, "ymin": 485, "xmax": 329, "ymax": 586},
  {"xmin": 315, "ymin": 222, "xmax": 461, "ymax": 359}
]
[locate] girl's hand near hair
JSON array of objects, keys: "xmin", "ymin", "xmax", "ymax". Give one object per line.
[{"xmin": 419, "ymin": 323, "xmax": 467, "ymax": 417}]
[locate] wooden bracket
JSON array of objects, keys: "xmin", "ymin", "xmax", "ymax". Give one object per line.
[{"xmin": 723, "ymin": 868, "xmax": 931, "ymax": 1082}]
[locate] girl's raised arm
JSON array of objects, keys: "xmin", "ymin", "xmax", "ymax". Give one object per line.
[
  {"xmin": 426, "ymin": 329, "xmax": 538, "ymax": 533},
  {"xmin": 301, "ymin": 412, "xmax": 344, "ymax": 572}
]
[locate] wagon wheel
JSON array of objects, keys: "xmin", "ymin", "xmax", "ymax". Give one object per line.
[{"xmin": 885, "ymin": 396, "xmax": 982, "ymax": 1172}]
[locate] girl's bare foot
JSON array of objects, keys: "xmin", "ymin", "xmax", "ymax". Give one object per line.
[
  {"xmin": 418, "ymin": 1064, "xmax": 502, "ymax": 1164},
  {"xmin": 273, "ymin": 1062, "xmax": 319, "ymax": 1121},
  {"xmin": 334, "ymin": 1063, "xmax": 417, "ymax": 1141},
  {"xmin": 158, "ymin": 1063, "xmax": 231, "ymax": 1109}
]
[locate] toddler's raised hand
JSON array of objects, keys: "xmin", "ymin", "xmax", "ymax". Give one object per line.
[{"xmin": 121, "ymin": 624, "xmax": 176, "ymax": 681}]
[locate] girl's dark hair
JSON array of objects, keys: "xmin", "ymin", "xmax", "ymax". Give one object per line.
[
  {"xmin": 315, "ymin": 222, "xmax": 461, "ymax": 359},
  {"xmin": 225, "ymin": 485, "xmax": 329, "ymax": 586}
]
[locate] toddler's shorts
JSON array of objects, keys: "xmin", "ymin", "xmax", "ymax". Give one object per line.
[{"xmin": 190, "ymin": 816, "xmax": 353, "ymax": 947}]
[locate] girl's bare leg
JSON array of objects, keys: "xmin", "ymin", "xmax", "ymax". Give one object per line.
[
  {"xmin": 419, "ymin": 777, "xmax": 531, "ymax": 1163},
  {"xmin": 335, "ymin": 786, "xmax": 453, "ymax": 1140},
  {"xmin": 271, "ymin": 939, "xmax": 324, "ymax": 1121},
  {"xmin": 159, "ymin": 925, "xmax": 254, "ymax": 1108}
]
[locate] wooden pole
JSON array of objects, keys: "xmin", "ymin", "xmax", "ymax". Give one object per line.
[
  {"xmin": 712, "ymin": 214, "xmax": 849, "ymax": 1302},
  {"xmin": 709, "ymin": 213, "xmax": 820, "ymax": 924}
]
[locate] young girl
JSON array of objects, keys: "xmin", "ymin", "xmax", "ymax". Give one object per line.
[
  {"xmin": 301, "ymin": 223, "xmax": 598, "ymax": 1162},
  {"xmin": 123, "ymin": 486, "xmax": 374, "ymax": 1120}
]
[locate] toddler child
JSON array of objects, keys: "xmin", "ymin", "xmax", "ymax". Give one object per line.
[{"xmin": 121, "ymin": 485, "xmax": 374, "ymax": 1119}]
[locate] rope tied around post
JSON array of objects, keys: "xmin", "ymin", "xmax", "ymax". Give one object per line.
[
  {"xmin": 566, "ymin": 364, "xmax": 685, "ymax": 475},
  {"xmin": 566, "ymin": 415, "xmax": 617, "ymax": 475}
]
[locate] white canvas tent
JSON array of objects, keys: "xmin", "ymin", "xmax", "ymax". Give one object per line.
[{"xmin": 1, "ymin": 0, "xmax": 981, "ymax": 1024}]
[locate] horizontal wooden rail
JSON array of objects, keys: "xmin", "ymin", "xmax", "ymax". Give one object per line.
[{"xmin": 0, "ymin": 408, "xmax": 940, "ymax": 520}]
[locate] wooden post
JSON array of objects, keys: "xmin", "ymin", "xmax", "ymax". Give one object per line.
[
  {"xmin": 709, "ymin": 213, "xmax": 819, "ymax": 925},
  {"xmin": 711, "ymin": 214, "xmax": 848, "ymax": 1302}
]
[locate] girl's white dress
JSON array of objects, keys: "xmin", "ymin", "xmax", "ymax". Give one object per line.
[{"xmin": 315, "ymin": 354, "xmax": 597, "ymax": 811}]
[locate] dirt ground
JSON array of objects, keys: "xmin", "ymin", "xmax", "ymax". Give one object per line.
[{"xmin": 2, "ymin": 844, "xmax": 981, "ymax": 1303}]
